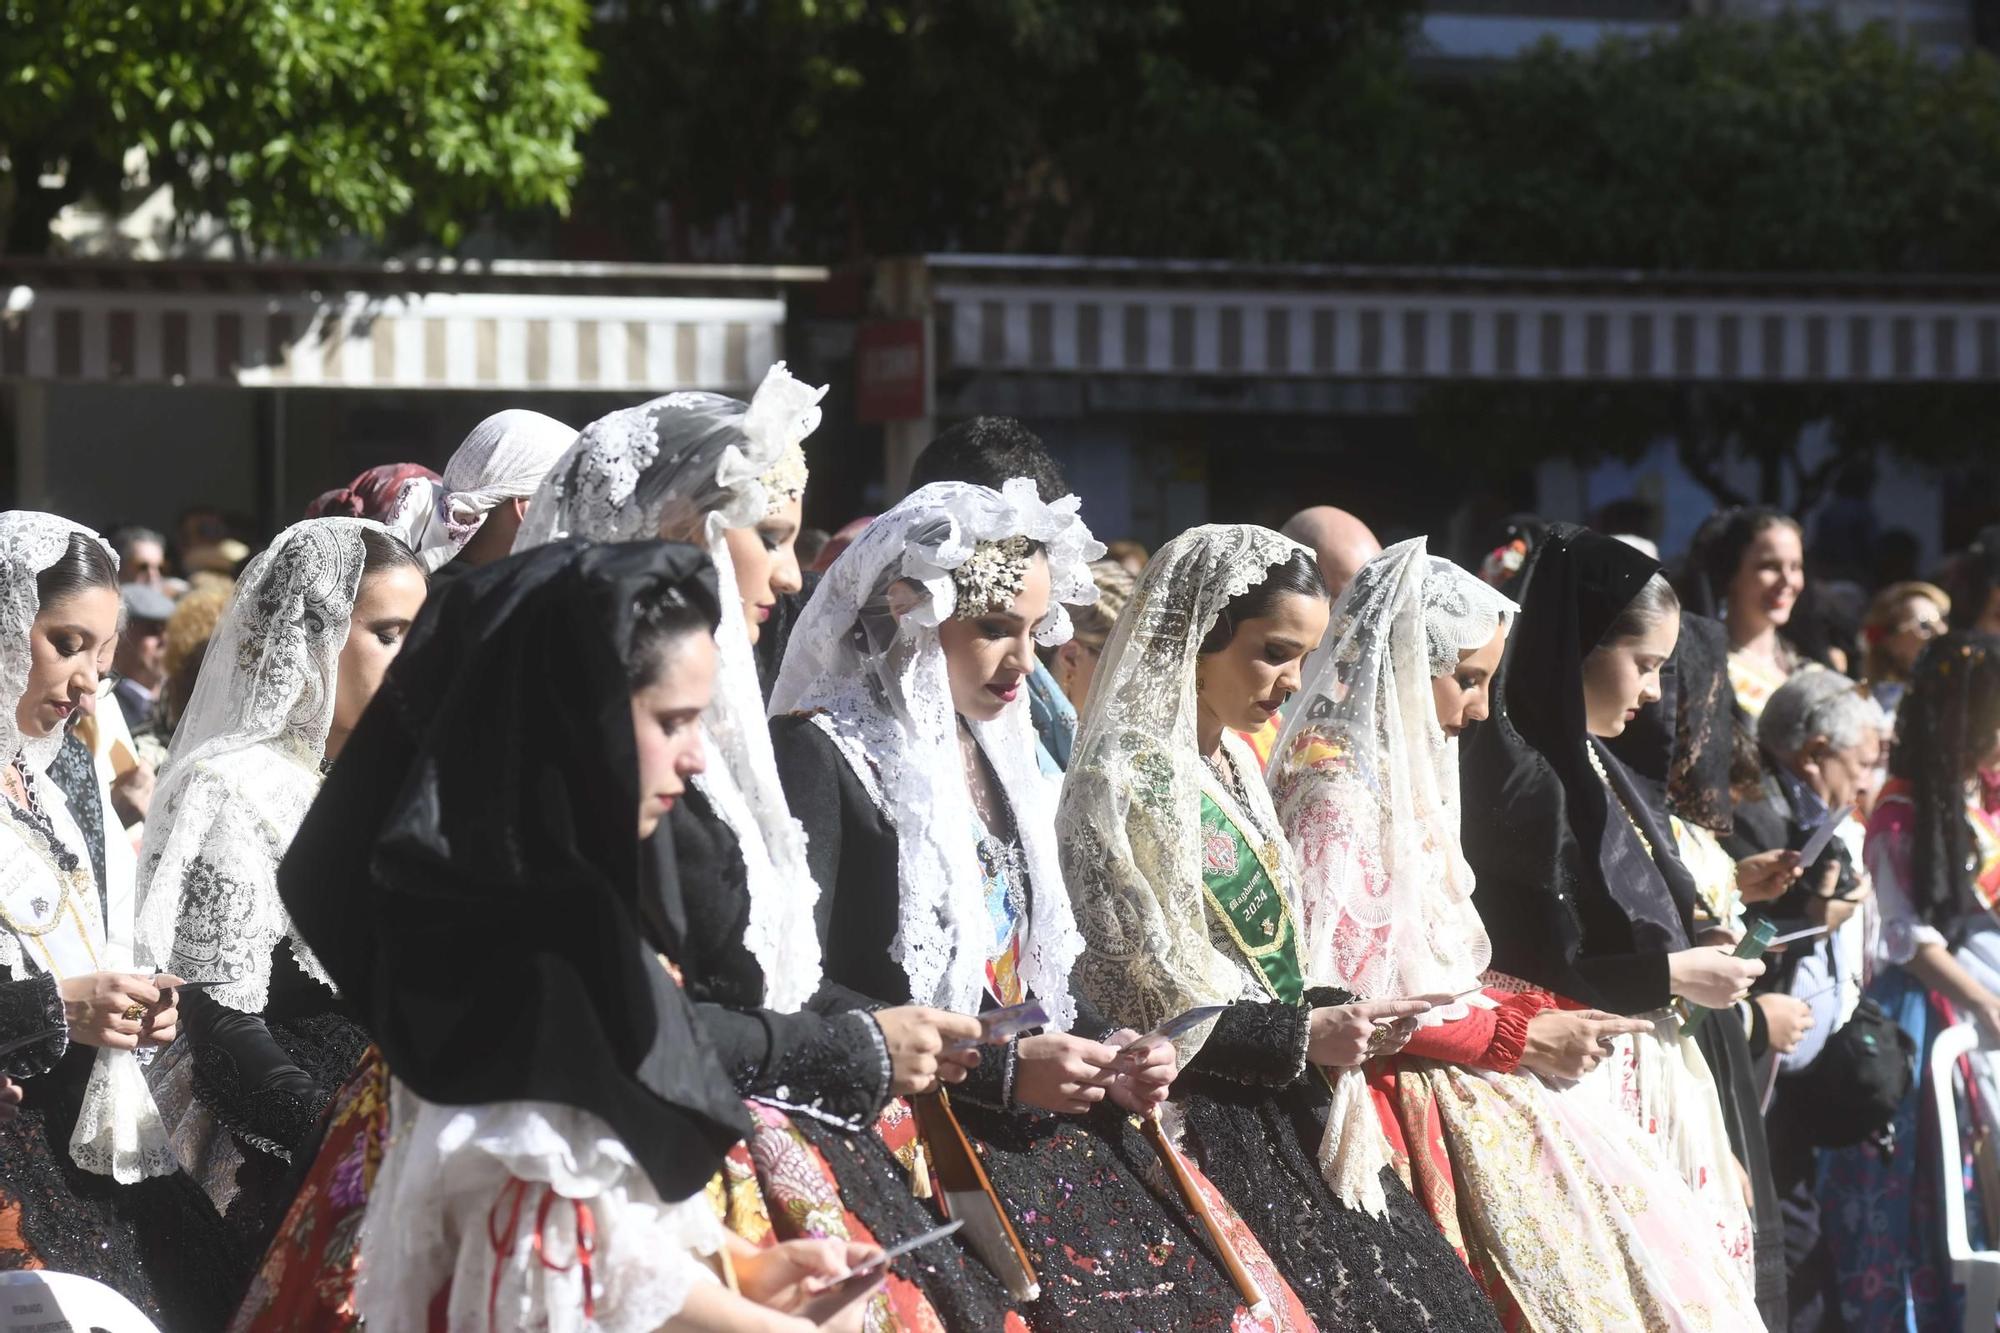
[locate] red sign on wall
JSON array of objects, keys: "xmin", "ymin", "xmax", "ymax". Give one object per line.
[{"xmin": 855, "ymin": 320, "xmax": 927, "ymax": 423}]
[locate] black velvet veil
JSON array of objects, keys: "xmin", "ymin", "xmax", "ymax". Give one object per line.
[
  {"xmin": 280, "ymin": 539, "xmax": 750, "ymax": 1201},
  {"xmin": 1607, "ymin": 611, "xmax": 1737, "ymax": 837},
  {"xmin": 1460, "ymin": 523, "xmax": 1692, "ymax": 1012}
]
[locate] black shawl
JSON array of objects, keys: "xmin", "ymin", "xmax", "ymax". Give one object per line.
[
  {"xmin": 279, "ymin": 539, "xmax": 750, "ymax": 1201},
  {"xmin": 1460, "ymin": 523, "xmax": 1693, "ymax": 1014}
]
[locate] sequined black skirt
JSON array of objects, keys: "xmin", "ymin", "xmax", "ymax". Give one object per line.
[
  {"xmin": 0, "ymin": 1044, "xmax": 244, "ymax": 1332},
  {"xmin": 955, "ymin": 1099, "xmax": 1265, "ymax": 1331},
  {"xmin": 1178, "ymin": 1070, "xmax": 1504, "ymax": 1333}
]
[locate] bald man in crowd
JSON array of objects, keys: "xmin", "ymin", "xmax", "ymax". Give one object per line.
[{"xmin": 1280, "ymin": 506, "xmax": 1382, "ymax": 598}]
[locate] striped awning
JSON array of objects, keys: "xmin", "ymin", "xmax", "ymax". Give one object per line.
[
  {"xmin": 929, "ymin": 257, "xmax": 2000, "ymax": 384},
  {"xmin": 0, "ymin": 258, "xmax": 824, "ymax": 393}
]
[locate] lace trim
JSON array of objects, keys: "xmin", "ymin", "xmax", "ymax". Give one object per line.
[
  {"xmin": 695, "ymin": 520, "xmax": 821, "ymax": 1013},
  {"xmin": 135, "ymin": 755, "xmax": 332, "ymax": 1012}
]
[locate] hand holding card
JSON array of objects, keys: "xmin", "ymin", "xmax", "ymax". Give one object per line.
[
  {"xmin": 1112, "ymin": 1004, "xmax": 1229, "ymax": 1061},
  {"xmin": 945, "ymin": 1000, "xmax": 1049, "ymax": 1052},
  {"xmin": 795, "ymin": 1223, "xmax": 963, "ymax": 1325}
]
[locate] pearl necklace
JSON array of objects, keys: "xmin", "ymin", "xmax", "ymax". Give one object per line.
[{"xmin": 1584, "ymin": 740, "xmax": 1653, "ymax": 858}]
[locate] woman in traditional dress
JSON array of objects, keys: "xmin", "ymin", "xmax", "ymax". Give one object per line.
[
  {"xmin": 1056, "ymin": 523, "xmax": 1502, "ymax": 1332},
  {"xmin": 0, "ymin": 512, "xmax": 238, "ymax": 1327},
  {"xmin": 1268, "ymin": 536, "xmax": 1762, "ymax": 1330},
  {"xmin": 1677, "ymin": 506, "xmax": 1812, "ymax": 719},
  {"xmin": 237, "ymin": 538, "xmax": 887, "ymax": 1332},
  {"xmin": 771, "ymin": 485, "xmax": 1313, "ymax": 1332},
  {"xmin": 1456, "ymin": 523, "xmax": 1775, "ymax": 1310},
  {"xmin": 1820, "ymin": 630, "xmax": 2000, "ymax": 1331},
  {"xmin": 516, "ymin": 370, "xmax": 1027, "ymax": 1332},
  {"xmin": 133, "ymin": 518, "xmax": 428, "ymax": 1250}
]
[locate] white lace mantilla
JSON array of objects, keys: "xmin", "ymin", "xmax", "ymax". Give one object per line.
[
  {"xmin": 0, "ymin": 510, "xmax": 175, "ymax": 1181},
  {"xmin": 134, "ymin": 749, "xmax": 331, "ymax": 1011},
  {"xmin": 135, "ymin": 518, "xmax": 379, "ymax": 1006},
  {"xmin": 1270, "ymin": 537, "xmax": 1517, "ymax": 1009},
  {"xmin": 513, "ymin": 362, "xmax": 825, "ymax": 551},
  {"xmin": 1057, "ymin": 524, "xmax": 1307, "ymax": 1035},
  {"xmin": 769, "ymin": 481, "xmax": 1102, "ymax": 1025},
  {"xmin": 356, "ymin": 1083, "xmax": 726, "ymax": 1333},
  {"xmin": 1056, "ymin": 524, "xmax": 1401, "ymax": 1215}
]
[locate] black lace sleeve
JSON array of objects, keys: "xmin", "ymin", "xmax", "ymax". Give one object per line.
[
  {"xmin": 694, "ymin": 1002, "xmax": 891, "ymax": 1129},
  {"xmin": 180, "ymin": 988, "xmax": 327, "ymax": 1159},
  {"xmin": 1185, "ymin": 998, "xmax": 1312, "ymax": 1086},
  {"xmin": 0, "ymin": 972, "xmax": 67, "ymax": 1077},
  {"xmin": 949, "ymin": 1036, "xmax": 1020, "ymax": 1112}
]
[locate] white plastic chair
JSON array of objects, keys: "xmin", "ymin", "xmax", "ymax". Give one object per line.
[
  {"xmin": 0, "ymin": 1269, "xmax": 160, "ymax": 1332},
  {"xmin": 1931, "ymin": 1021, "xmax": 2000, "ymax": 1332}
]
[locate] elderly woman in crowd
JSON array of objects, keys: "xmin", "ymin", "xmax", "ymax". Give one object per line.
[{"xmin": 1727, "ymin": 668, "xmax": 1886, "ymax": 1328}]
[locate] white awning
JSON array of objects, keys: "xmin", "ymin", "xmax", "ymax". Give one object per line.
[
  {"xmin": 926, "ymin": 257, "xmax": 2000, "ymax": 384},
  {"xmin": 1, "ymin": 258, "xmax": 824, "ymax": 394}
]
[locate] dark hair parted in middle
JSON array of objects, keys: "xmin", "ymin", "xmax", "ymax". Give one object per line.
[
  {"xmin": 358, "ymin": 527, "xmax": 427, "ymax": 582},
  {"xmin": 1596, "ymin": 573, "xmax": 1680, "ymax": 650},
  {"xmin": 627, "ymin": 583, "xmax": 720, "ymax": 689},
  {"xmin": 36, "ymin": 532, "xmax": 120, "ymax": 608},
  {"xmin": 1200, "ymin": 546, "xmax": 1329, "ymax": 654}
]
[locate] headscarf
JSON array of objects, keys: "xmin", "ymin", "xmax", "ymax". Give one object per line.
[
  {"xmin": 280, "ymin": 541, "xmax": 750, "ymax": 1201},
  {"xmin": 400, "ymin": 410, "xmax": 577, "ymax": 573},
  {"xmin": 305, "ymin": 463, "xmax": 441, "ymax": 522},
  {"xmin": 135, "ymin": 519, "xmax": 384, "ymax": 1012},
  {"xmin": 516, "ymin": 363, "xmax": 828, "ymax": 1011},
  {"xmin": 1269, "ymin": 537, "xmax": 1517, "ymax": 1008},
  {"xmin": 768, "ymin": 481, "xmax": 1101, "ymax": 1026},
  {"xmin": 1459, "ymin": 524, "xmax": 1692, "ymax": 1007},
  {"xmin": 0, "ymin": 513, "xmax": 172, "ymax": 1182},
  {"xmin": 1056, "ymin": 524, "xmax": 1310, "ymax": 1042}
]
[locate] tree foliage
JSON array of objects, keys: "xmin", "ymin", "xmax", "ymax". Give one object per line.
[
  {"xmin": 1414, "ymin": 17, "xmax": 2000, "ymax": 503},
  {"xmin": 1, "ymin": 0, "xmax": 606, "ymax": 254},
  {"xmin": 1457, "ymin": 16, "xmax": 2000, "ymax": 273},
  {"xmin": 577, "ymin": 0, "xmax": 1442, "ymax": 262}
]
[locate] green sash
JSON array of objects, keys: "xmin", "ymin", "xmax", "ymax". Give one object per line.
[{"xmin": 1199, "ymin": 792, "xmax": 1304, "ymax": 1005}]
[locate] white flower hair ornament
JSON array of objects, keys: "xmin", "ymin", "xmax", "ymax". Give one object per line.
[
  {"xmin": 895, "ymin": 479, "xmax": 1104, "ymax": 645},
  {"xmin": 723, "ymin": 362, "xmax": 827, "ymax": 530}
]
